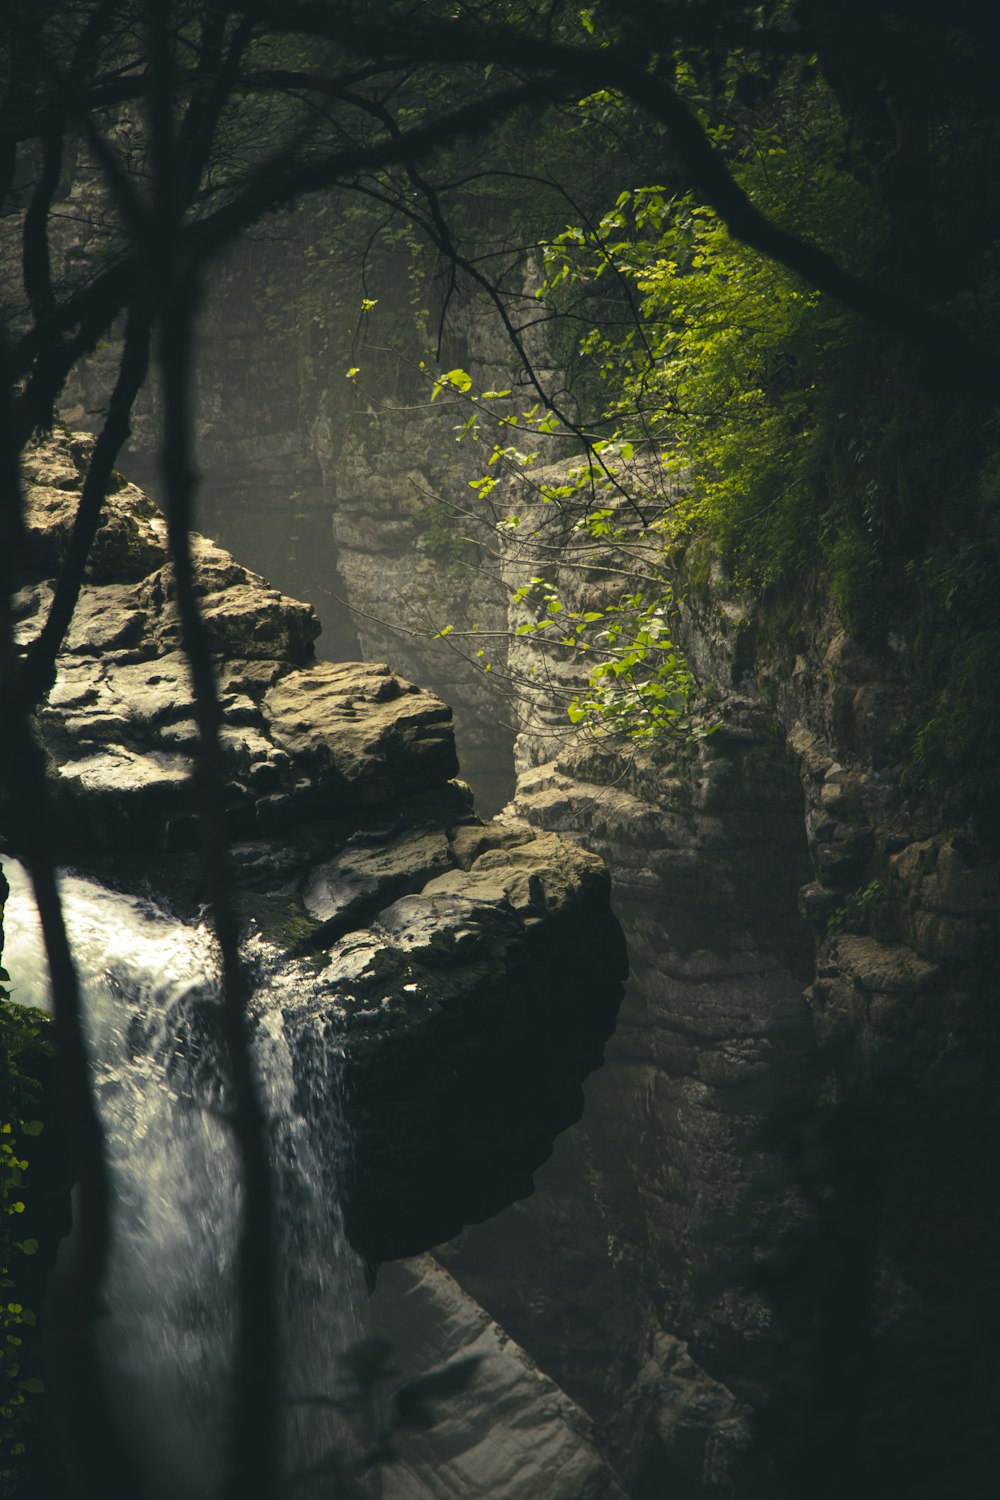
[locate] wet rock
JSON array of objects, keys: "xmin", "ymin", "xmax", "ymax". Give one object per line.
[
  {"xmin": 303, "ymin": 827, "xmax": 454, "ymax": 937},
  {"xmin": 53, "ymin": 745, "xmax": 195, "ymax": 849}
]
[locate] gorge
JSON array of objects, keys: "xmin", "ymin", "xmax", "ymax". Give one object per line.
[
  {"xmin": 3, "ymin": 6, "xmax": 1000, "ymax": 1499},
  {"xmin": 78, "ymin": 221, "xmax": 998, "ymax": 1498},
  {"xmin": 1, "ymin": 428, "xmax": 629, "ymax": 1497},
  {"xmin": 5, "ymin": 367, "xmax": 998, "ymax": 1498}
]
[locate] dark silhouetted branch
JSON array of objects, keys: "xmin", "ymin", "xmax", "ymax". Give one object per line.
[
  {"xmin": 21, "ymin": 300, "xmax": 153, "ymax": 706},
  {"xmin": 0, "ymin": 328, "xmax": 135, "ymax": 1499}
]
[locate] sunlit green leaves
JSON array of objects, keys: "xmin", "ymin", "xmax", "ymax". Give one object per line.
[
  {"xmin": 564, "ymin": 593, "xmax": 698, "ymax": 740},
  {"xmin": 430, "ymin": 367, "xmax": 473, "ymax": 401},
  {"xmin": 536, "ymin": 121, "xmax": 879, "ymax": 586}
]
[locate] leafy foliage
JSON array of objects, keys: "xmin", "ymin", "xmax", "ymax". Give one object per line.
[
  {"xmin": 443, "ymin": 51, "xmax": 1000, "ymax": 805},
  {"xmin": 429, "ymin": 118, "xmax": 870, "ymax": 740},
  {"xmin": 537, "ymin": 88, "xmax": 883, "ymax": 583},
  {"xmin": 0, "ymin": 996, "xmax": 47, "ymax": 1498},
  {"xmin": 3, "ymin": 2, "xmax": 1000, "ymax": 1492}
]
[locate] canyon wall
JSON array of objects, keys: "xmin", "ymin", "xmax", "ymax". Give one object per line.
[
  {"xmin": 53, "ymin": 236, "xmax": 1000, "ymax": 1499},
  {"xmin": 440, "ymin": 465, "xmax": 1000, "ymax": 1497}
]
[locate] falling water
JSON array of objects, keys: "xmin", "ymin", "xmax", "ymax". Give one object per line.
[{"xmin": 1, "ymin": 858, "xmax": 369, "ymax": 1498}]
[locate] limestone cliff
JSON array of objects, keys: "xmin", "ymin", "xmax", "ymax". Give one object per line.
[
  {"xmin": 433, "ymin": 460, "xmax": 1000, "ymax": 1498},
  {"xmin": 66, "ymin": 242, "xmax": 538, "ymax": 816},
  {"xmin": 371, "ymin": 1256, "xmax": 630, "ymax": 1500},
  {"xmin": 2, "ymin": 426, "xmax": 626, "ymax": 1281},
  {"xmin": 218, "ymin": 404, "xmax": 996, "ymax": 1494},
  {"xmin": 49, "ymin": 248, "xmax": 1000, "ymax": 1497}
]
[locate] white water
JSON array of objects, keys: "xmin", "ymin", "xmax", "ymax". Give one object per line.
[{"xmin": 1, "ymin": 858, "xmax": 369, "ymax": 1498}]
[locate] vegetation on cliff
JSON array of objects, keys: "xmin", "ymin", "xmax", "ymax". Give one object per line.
[
  {"xmin": 2, "ymin": 3, "xmax": 999, "ymax": 1496},
  {"xmin": 387, "ymin": 11, "xmax": 1000, "ymax": 823}
]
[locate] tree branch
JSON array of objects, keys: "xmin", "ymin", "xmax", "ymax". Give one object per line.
[
  {"xmin": 21, "ymin": 300, "xmax": 153, "ymax": 706},
  {"xmin": 0, "ymin": 326, "xmax": 136, "ymax": 1499},
  {"xmin": 234, "ymin": 2, "xmax": 1000, "ymax": 389}
]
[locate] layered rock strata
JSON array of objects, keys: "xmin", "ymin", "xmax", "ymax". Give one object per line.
[
  {"xmin": 438, "ymin": 460, "xmax": 1000, "ymax": 1498},
  {"xmin": 74, "ymin": 247, "xmax": 550, "ymax": 816},
  {"xmin": 4, "ymin": 429, "xmax": 626, "ymax": 1271},
  {"xmin": 51, "ymin": 239, "xmax": 1000, "ymax": 1492}
]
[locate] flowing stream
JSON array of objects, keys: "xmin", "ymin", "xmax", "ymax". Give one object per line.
[{"xmin": 1, "ymin": 857, "xmax": 369, "ymax": 1498}]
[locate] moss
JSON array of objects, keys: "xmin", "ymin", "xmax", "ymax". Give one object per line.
[
  {"xmin": 680, "ymin": 536, "xmax": 715, "ymax": 600},
  {"xmin": 902, "ymin": 626, "xmax": 1000, "ymax": 841},
  {"xmin": 231, "ymin": 888, "xmax": 322, "ymax": 950}
]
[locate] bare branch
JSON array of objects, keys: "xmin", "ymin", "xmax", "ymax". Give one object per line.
[
  {"xmin": 0, "ymin": 326, "xmax": 136, "ymax": 1498},
  {"xmin": 232, "ymin": 2, "xmax": 1000, "ymax": 389},
  {"xmin": 22, "ymin": 300, "xmax": 153, "ymax": 705}
]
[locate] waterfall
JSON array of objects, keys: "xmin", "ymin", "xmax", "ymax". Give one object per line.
[{"xmin": 1, "ymin": 858, "xmax": 369, "ymax": 1498}]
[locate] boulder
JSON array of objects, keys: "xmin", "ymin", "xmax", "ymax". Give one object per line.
[{"xmin": 279, "ymin": 815, "xmax": 626, "ymax": 1260}]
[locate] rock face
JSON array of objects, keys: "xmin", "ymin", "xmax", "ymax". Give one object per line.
[
  {"xmin": 4, "ymin": 429, "xmax": 626, "ymax": 1274},
  {"xmin": 281, "ymin": 824, "xmax": 623, "ymax": 1260},
  {"xmin": 432, "ymin": 462, "xmax": 1000, "ymax": 1498},
  {"xmin": 81, "ymin": 244, "xmax": 547, "ymax": 816},
  {"xmin": 53, "ymin": 249, "xmax": 1000, "ymax": 1496},
  {"xmin": 371, "ymin": 1255, "xmax": 630, "ymax": 1500},
  {"xmin": 185, "ymin": 430, "xmax": 994, "ymax": 1497}
]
